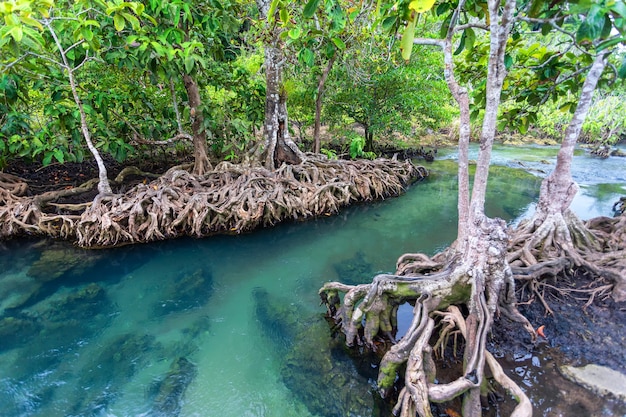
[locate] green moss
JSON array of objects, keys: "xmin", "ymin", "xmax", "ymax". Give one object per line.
[{"xmin": 378, "ymin": 362, "xmax": 400, "ymax": 389}]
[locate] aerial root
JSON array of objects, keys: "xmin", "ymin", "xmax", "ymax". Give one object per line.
[
  {"xmin": 509, "ymin": 210, "xmax": 626, "ymax": 305},
  {"xmin": 0, "ymin": 155, "xmax": 426, "ymax": 247}
]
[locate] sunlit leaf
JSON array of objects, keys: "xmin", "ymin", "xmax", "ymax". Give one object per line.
[
  {"xmin": 331, "ymin": 37, "xmax": 345, "ymax": 50},
  {"xmin": 408, "ymin": 0, "xmax": 436, "ymax": 13},
  {"xmin": 114, "ymin": 14, "xmax": 125, "ymax": 31},
  {"xmin": 400, "ymin": 18, "xmax": 416, "ymax": 61},
  {"xmin": 279, "ymin": 8, "xmax": 289, "ymax": 24},
  {"xmin": 8, "ymin": 25, "xmax": 23, "ymax": 42},
  {"xmin": 288, "ymin": 27, "xmax": 301, "ymax": 39}
]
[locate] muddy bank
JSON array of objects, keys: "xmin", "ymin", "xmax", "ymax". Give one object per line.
[{"xmin": 488, "ymin": 269, "xmax": 626, "ymax": 416}]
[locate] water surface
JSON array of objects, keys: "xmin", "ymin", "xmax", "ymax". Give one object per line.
[{"xmin": 0, "ymin": 145, "xmax": 624, "ymax": 417}]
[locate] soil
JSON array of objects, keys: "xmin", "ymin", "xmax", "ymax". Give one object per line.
[
  {"xmin": 490, "ymin": 270, "xmax": 626, "ymax": 375},
  {"xmin": 2, "ymin": 153, "xmax": 193, "ymax": 205}
]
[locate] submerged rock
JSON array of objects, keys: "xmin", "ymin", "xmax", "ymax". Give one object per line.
[
  {"xmin": 43, "ymin": 283, "xmax": 109, "ymax": 322},
  {"xmin": 560, "ymin": 364, "xmax": 626, "ymax": 401},
  {"xmin": 252, "ymin": 287, "xmax": 298, "ymax": 353},
  {"xmin": 282, "ymin": 317, "xmax": 379, "ymax": 417},
  {"xmin": 252, "ymin": 287, "xmax": 379, "ymax": 417},
  {"xmin": 0, "ymin": 315, "xmax": 41, "ymax": 351},
  {"xmin": 148, "ymin": 357, "xmax": 197, "ymax": 417},
  {"xmin": 154, "ymin": 268, "xmax": 213, "ymax": 316},
  {"xmin": 70, "ymin": 333, "xmax": 157, "ymax": 415},
  {"xmin": 333, "ymin": 251, "xmax": 375, "ymax": 286},
  {"xmin": 27, "ymin": 243, "xmax": 103, "ymax": 282}
]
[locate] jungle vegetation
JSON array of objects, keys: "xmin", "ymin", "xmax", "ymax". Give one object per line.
[{"xmin": 1, "ymin": 1, "xmax": 626, "ymax": 416}]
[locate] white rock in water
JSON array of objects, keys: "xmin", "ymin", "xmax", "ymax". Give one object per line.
[{"xmin": 560, "ymin": 364, "xmax": 626, "ymax": 401}]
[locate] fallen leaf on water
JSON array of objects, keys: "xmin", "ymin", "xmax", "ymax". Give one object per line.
[{"xmin": 537, "ymin": 325, "xmax": 546, "ymax": 338}]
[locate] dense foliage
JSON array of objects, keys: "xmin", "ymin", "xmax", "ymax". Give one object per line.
[{"xmin": 1, "ymin": 0, "xmax": 625, "ymax": 171}]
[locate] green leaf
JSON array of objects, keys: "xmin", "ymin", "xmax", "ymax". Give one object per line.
[
  {"xmin": 331, "ymin": 37, "xmax": 345, "ymax": 50},
  {"xmin": 440, "ymin": 12, "xmax": 453, "ymax": 38},
  {"xmin": 504, "ymin": 54, "xmax": 513, "ymax": 69},
  {"xmin": 453, "ymin": 30, "xmax": 466, "ymax": 55},
  {"xmin": 303, "ymin": 0, "xmax": 321, "ymax": 18},
  {"xmin": 8, "ymin": 25, "xmax": 23, "ymax": 42},
  {"xmin": 400, "ymin": 18, "xmax": 416, "ymax": 61},
  {"xmin": 465, "ymin": 28, "xmax": 476, "ymax": 51},
  {"xmin": 435, "ymin": 2, "xmax": 450, "ymax": 16},
  {"xmin": 596, "ymin": 36, "xmax": 625, "ymax": 51},
  {"xmin": 121, "ymin": 12, "xmax": 140, "ymax": 30},
  {"xmin": 288, "ymin": 27, "xmax": 301, "ymax": 39},
  {"xmin": 280, "ymin": 8, "xmax": 289, "ymax": 24},
  {"xmin": 619, "ymin": 55, "xmax": 626, "ymax": 78},
  {"xmin": 268, "ymin": 0, "xmax": 279, "ymax": 21},
  {"xmin": 610, "ymin": 1, "xmax": 626, "ymax": 19},
  {"xmin": 601, "ymin": 14, "xmax": 612, "ymax": 39},
  {"xmin": 381, "ymin": 16, "xmax": 397, "ymax": 32},
  {"xmin": 114, "ymin": 14, "xmax": 125, "ymax": 31},
  {"xmin": 82, "ymin": 28, "xmax": 94, "ymax": 41},
  {"xmin": 184, "ymin": 56, "xmax": 195, "ymax": 73},
  {"xmin": 19, "ymin": 15, "xmax": 43, "ymax": 30},
  {"xmin": 298, "ymin": 47, "xmax": 315, "ymax": 67},
  {"xmin": 528, "ymin": 0, "xmax": 543, "ymax": 17},
  {"xmin": 576, "ymin": 5, "xmax": 607, "ymax": 43},
  {"xmin": 43, "ymin": 151, "xmax": 53, "ymax": 166},
  {"xmin": 83, "ymin": 19, "xmax": 100, "ymax": 28},
  {"xmin": 53, "ymin": 148, "xmax": 65, "ymax": 164}
]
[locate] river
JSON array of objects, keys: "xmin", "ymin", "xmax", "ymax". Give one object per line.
[{"xmin": 0, "ymin": 144, "xmax": 624, "ymax": 417}]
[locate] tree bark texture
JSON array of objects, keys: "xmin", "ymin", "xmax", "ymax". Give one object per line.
[
  {"xmin": 46, "ymin": 22, "xmax": 112, "ymax": 195},
  {"xmin": 535, "ymin": 53, "xmax": 608, "ymax": 219},
  {"xmin": 313, "ymin": 54, "xmax": 336, "ymax": 154},
  {"xmin": 256, "ymin": 0, "xmax": 305, "ymax": 170},
  {"xmin": 261, "ymin": 46, "xmax": 304, "ymax": 170},
  {"xmin": 183, "ymin": 74, "xmax": 212, "ymax": 176}
]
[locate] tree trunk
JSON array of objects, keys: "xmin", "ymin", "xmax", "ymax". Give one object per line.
[
  {"xmin": 535, "ymin": 53, "xmax": 608, "ymax": 219},
  {"xmin": 183, "ymin": 74, "xmax": 211, "ymax": 176},
  {"xmin": 468, "ymin": 0, "xmax": 516, "ymax": 226},
  {"xmin": 319, "ymin": 2, "xmax": 537, "ymax": 417},
  {"xmin": 365, "ymin": 127, "xmax": 374, "ymax": 153},
  {"xmin": 508, "ymin": 52, "xmax": 626, "ymax": 302},
  {"xmin": 46, "ymin": 22, "xmax": 111, "ymax": 195},
  {"xmin": 313, "ymin": 54, "xmax": 336, "ymax": 154},
  {"xmin": 256, "ymin": 0, "xmax": 305, "ymax": 170}
]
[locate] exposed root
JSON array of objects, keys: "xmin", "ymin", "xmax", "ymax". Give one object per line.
[
  {"xmin": 509, "ymin": 209, "xmax": 626, "ymax": 304},
  {"xmin": 0, "ymin": 173, "xmax": 29, "ymax": 196},
  {"xmin": 319, "ymin": 217, "xmax": 534, "ymax": 417},
  {"xmin": 1, "ymin": 155, "xmax": 426, "ymax": 247}
]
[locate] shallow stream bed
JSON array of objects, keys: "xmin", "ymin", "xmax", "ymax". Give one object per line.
[{"xmin": 0, "ymin": 144, "xmax": 625, "ymax": 417}]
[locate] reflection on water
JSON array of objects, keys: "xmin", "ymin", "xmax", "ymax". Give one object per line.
[{"xmin": 0, "ymin": 146, "xmax": 623, "ymax": 417}]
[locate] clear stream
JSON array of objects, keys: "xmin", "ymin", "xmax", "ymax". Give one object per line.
[{"xmin": 0, "ymin": 144, "xmax": 624, "ymax": 417}]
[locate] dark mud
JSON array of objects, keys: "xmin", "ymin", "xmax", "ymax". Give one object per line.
[{"xmin": 487, "ymin": 269, "xmax": 626, "ymax": 416}]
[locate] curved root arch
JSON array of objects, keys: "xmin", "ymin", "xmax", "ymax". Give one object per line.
[
  {"xmin": 319, "ymin": 217, "xmax": 535, "ymax": 417},
  {"xmin": 509, "ymin": 209, "xmax": 626, "ymax": 305},
  {"xmin": 0, "ymin": 155, "xmax": 425, "ymax": 246}
]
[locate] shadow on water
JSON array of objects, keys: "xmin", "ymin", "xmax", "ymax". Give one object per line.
[{"xmin": 0, "ymin": 145, "xmax": 624, "ymax": 416}]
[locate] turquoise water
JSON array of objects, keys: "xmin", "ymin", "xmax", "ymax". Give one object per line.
[{"xmin": 0, "ymin": 146, "xmax": 623, "ymax": 417}]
